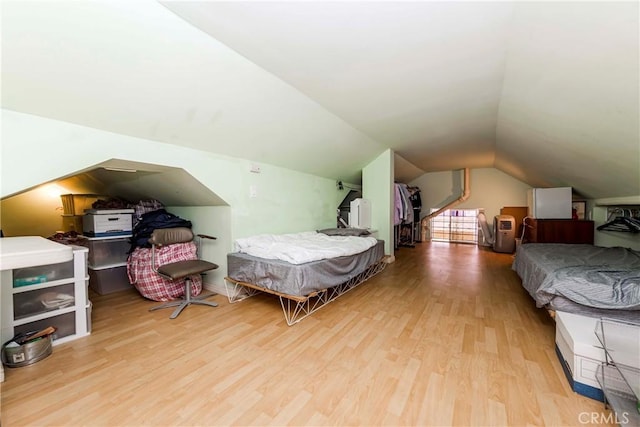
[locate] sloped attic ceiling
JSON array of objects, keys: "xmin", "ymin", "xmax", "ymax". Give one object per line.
[
  {"xmin": 66, "ymin": 159, "xmax": 228, "ymax": 207},
  {"xmin": 1, "ymin": 1, "xmax": 638, "ymax": 199}
]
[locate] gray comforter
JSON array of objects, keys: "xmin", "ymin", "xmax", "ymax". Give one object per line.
[
  {"xmin": 512, "ymin": 243, "xmax": 640, "ymax": 311},
  {"xmin": 227, "ymin": 240, "xmax": 385, "ymax": 297},
  {"xmin": 537, "ymin": 265, "xmax": 640, "ymax": 309}
]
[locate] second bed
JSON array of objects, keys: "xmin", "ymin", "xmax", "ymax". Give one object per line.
[{"xmin": 512, "ymin": 243, "xmax": 640, "ymax": 323}]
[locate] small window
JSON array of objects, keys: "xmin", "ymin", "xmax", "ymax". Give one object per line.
[{"xmin": 430, "ymin": 208, "xmax": 479, "ymax": 244}]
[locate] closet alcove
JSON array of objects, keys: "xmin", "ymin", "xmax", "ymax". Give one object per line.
[{"xmin": 0, "ymin": 159, "xmax": 231, "ymax": 294}]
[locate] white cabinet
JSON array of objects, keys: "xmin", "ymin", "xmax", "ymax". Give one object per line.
[
  {"xmin": 1, "ymin": 238, "xmax": 90, "ymax": 347},
  {"xmin": 594, "ymin": 319, "xmax": 640, "ymax": 426}
]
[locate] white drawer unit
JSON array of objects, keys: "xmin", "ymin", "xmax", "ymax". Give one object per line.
[
  {"xmin": 555, "ymin": 311, "xmax": 606, "ymax": 401},
  {"xmin": 1, "ymin": 238, "xmax": 91, "ymax": 349},
  {"xmin": 83, "ymin": 209, "xmax": 134, "ymax": 237}
]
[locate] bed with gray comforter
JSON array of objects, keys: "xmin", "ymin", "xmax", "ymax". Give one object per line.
[
  {"xmin": 227, "ymin": 240, "xmax": 385, "ymax": 297},
  {"xmin": 512, "ymin": 243, "xmax": 640, "ymax": 322},
  {"xmin": 225, "ymin": 230, "xmax": 387, "ymax": 325}
]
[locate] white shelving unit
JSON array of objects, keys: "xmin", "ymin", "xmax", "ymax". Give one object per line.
[
  {"xmin": 1, "ymin": 238, "xmax": 91, "ymax": 348},
  {"xmin": 594, "ymin": 318, "xmax": 640, "ymax": 426}
]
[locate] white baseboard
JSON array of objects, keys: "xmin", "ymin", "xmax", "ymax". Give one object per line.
[{"xmin": 203, "ymin": 281, "xmax": 228, "ymax": 297}]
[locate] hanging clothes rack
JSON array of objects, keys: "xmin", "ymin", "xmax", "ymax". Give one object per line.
[
  {"xmin": 596, "ymin": 207, "xmax": 640, "ymax": 233},
  {"xmin": 394, "ymin": 183, "xmax": 422, "ymax": 248}
]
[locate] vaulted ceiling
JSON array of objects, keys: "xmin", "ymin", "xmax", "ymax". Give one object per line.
[{"xmin": 2, "ymin": 1, "xmax": 638, "ymax": 199}]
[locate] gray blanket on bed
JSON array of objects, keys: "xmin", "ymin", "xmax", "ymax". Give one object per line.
[
  {"xmin": 513, "ymin": 243, "xmax": 640, "ymax": 311},
  {"xmin": 536, "ymin": 265, "xmax": 640, "ymax": 309},
  {"xmin": 227, "ymin": 240, "xmax": 385, "ymax": 297}
]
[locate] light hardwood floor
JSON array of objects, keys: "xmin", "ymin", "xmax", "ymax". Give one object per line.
[{"xmin": 1, "ymin": 242, "xmax": 613, "ymax": 426}]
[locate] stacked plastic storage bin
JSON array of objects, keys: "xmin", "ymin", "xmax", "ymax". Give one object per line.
[{"xmin": 81, "ymin": 209, "xmax": 134, "ymax": 295}]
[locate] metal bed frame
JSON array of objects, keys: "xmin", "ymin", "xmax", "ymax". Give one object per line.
[{"xmin": 224, "ymin": 256, "xmax": 388, "ymax": 326}]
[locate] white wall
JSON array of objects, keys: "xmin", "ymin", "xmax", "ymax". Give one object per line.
[
  {"xmin": 1, "ymin": 2, "xmax": 385, "ymax": 186},
  {"xmin": 1, "ymin": 184, "xmax": 79, "ymax": 237},
  {"xmin": 592, "ymin": 205, "xmax": 640, "ymax": 251},
  {"xmin": 1, "ymin": 110, "xmax": 344, "ymax": 252},
  {"xmin": 410, "ymin": 168, "xmax": 532, "ymax": 222},
  {"xmin": 363, "ymin": 149, "xmax": 394, "ymax": 256},
  {"xmin": 167, "ymin": 206, "xmax": 231, "ymax": 292}
]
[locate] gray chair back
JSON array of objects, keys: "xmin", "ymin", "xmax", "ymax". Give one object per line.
[{"xmin": 149, "ymin": 227, "xmax": 194, "ymax": 246}]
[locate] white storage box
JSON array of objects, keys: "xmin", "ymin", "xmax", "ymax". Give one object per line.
[
  {"xmin": 555, "ymin": 311, "xmax": 606, "ymax": 401},
  {"xmin": 83, "ymin": 209, "xmax": 134, "ymax": 237}
]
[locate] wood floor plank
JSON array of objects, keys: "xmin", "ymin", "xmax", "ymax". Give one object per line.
[{"xmin": 0, "ymin": 242, "xmax": 614, "ymax": 426}]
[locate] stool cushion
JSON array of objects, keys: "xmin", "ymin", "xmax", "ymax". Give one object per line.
[{"xmin": 157, "ymin": 260, "xmax": 218, "ymax": 281}]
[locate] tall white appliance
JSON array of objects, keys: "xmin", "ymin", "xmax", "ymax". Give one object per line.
[
  {"xmin": 477, "ymin": 212, "xmax": 516, "ymax": 253},
  {"xmin": 527, "ymin": 187, "xmax": 572, "ymax": 219},
  {"xmin": 349, "ymin": 198, "xmax": 371, "ymax": 229},
  {"xmin": 493, "ymin": 215, "xmax": 516, "ymax": 253}
]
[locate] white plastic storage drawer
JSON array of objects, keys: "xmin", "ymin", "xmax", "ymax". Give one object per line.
[
  {"xmin": 81, "ymin": 236, "xmax": 130, "ymax": 269},
  {"xmin": 13, "ymin": 283, "xmax": 75, "ymax": 320},
  {"xmin": 12, "ymin": 259, "xmax": 74, "ymax": 287},
  {"xmin": 14, "ymin": 311, "xmax": 76, "ymax": 342},
  {"xmin": 83, "ymin": 209, "xmax": 133, "ymax": 237}
]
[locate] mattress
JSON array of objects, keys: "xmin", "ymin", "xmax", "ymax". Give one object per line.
[
  {"xmin": 233, "ymin": 231, "xmax": 378, "ymax": 264},
  {"xmin": 512, "ymin": 243, "xmax": 640, "ymax": 321},
  {"xmin": 549, "ymin": 296, "xmax": 640, "ymax": 323},
  {"xmin": 227, "ymin": 240, "xmax": 385, "ymax": 297}
]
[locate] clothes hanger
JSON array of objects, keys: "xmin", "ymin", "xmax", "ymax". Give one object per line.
[{"xmin": 597, "ymin": 216, "xmax": 640, "ymax": 233}]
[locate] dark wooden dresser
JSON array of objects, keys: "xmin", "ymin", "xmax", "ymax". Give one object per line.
[{"xmin": 523, "ymin": 219, "xmax": 594, "ymax": 244}]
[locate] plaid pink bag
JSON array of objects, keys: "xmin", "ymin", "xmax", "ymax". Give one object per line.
[{"xmin": 127, "ymin": 242, "xmax": 203, "ymax": 302}]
